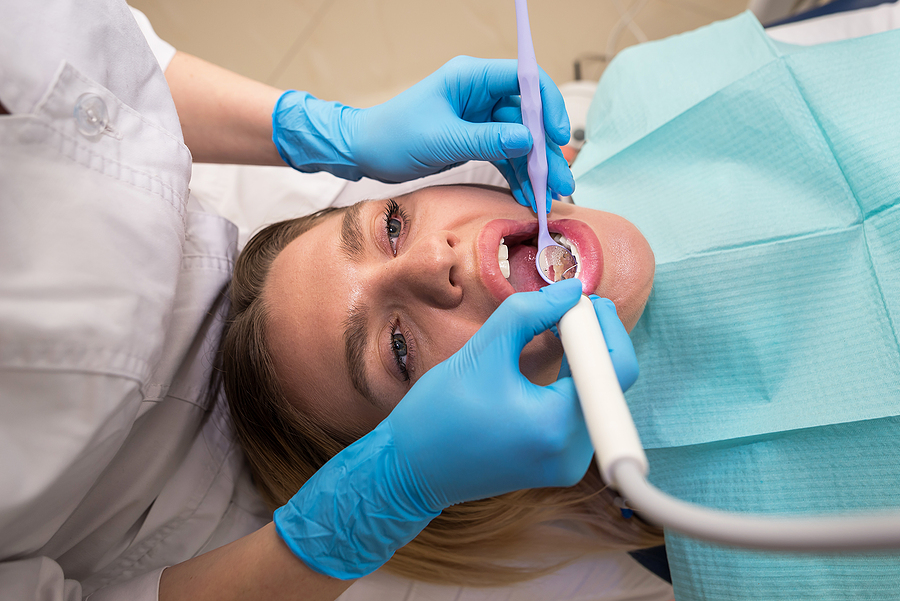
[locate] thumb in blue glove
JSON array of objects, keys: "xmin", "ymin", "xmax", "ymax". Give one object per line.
[
  {"xmin": 271, "ymin": 56, "xmax": 574, "ymax": 206},
  {"xmin": 274, "ymin": 279, "xmax": 640, "ymax": 580}
]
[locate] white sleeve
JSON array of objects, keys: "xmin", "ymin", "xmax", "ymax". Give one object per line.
[
  {"xmin": 0, "ymin": 559, "xmax": 162, "ymax": 601},
  {"xmin": 129, "ymin": 6, "xmax": 177, "ymax": 72},
  {"xmin": 85, "ymin": 568, "xmax": 164, "ymax": 601},
  {"xmin": 0, "ymin": 558, "xmax": 81, "ymax": 601}
]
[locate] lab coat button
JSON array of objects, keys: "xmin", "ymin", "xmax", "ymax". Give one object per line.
[{"xmin": 74, "ymin": 93, "xmax": 109, "ymax": 137}]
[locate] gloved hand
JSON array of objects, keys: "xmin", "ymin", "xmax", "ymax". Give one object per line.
[
  {"xmin": 489, "ymin": 94, "xmax": 573, "ymax": 211},
  {"xmin": 557, "ymin": 295, "xmax": 640, "ymax": 390},
  {"xmin": 271, "ymin": 56, "xmax": 574, "ymax": 212},
  {"xmin": 274, "ymin": 280, "xmax": 640, "ymax": 579}
]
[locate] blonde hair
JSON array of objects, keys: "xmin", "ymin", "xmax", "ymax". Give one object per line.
[{"xmin": 218, "ymin": 205, "xmax": 663, "ymax": 586}]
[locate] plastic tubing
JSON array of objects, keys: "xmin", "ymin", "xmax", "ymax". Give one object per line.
[
  {"xmin": 612, "ymin": 459, "xmax": 900, "ymax": 551},
  {"xmin": 557, "ymin": 295, "xmax": 649, "ymax": 485},
  {"xmin": 558, "ymin": 295, "xmax": 900, "ymax": 551}
]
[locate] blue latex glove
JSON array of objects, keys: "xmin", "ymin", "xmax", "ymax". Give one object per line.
[
  {"xmin": 490, "ymin": 94, "xmax": 573, "ymax": 211},
  {"xmin": 274, "ymin": 280, "xmax": 640, "ymax": 579},
  {"xmin": 271, "ymin": 56, "xmax": 574, "ymax": 211}
]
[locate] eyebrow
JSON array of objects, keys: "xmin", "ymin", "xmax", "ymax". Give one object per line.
[
  {"xmin": 338, "ymin": 201, "xmax": 382, "ymax": 409},
  {"xmin": 342, "ymin": 301, "xmax": 382, "ymax": 411},
  {"xmin": 339, "ymin": 201, "xmax": 366, "ymax": 263}
]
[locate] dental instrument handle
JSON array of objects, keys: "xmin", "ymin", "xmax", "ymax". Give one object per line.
[
  {"xmin": 514, "ymin": 0, "xmax": 551, "ymax": 248},
  {"xmin": 515, "ymin": 0, "xmax": 576, "ymax": 283},
  {"xmin": 557, "ymin": 295, "xmax": 649, "ymax": 486}
]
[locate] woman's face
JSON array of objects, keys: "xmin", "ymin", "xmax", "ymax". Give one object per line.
[{"xmin": 264, "ymin": 185, "xmax": 654, "ymax": 434}]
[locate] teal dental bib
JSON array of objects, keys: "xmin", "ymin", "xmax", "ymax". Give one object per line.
[{"xmin": 573, "ymin": 12, "xmax": 900, "ymax": 600}]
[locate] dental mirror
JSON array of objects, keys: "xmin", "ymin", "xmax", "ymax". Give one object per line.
[
  {"xmin": 538, "ymin": 241, "xmax": 578, "ymax": 282},
  {"xmin": 515, "ymin": 0, "xmax": 578, "ymax": 284}
]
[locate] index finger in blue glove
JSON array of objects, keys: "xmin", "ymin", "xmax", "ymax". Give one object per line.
[
  {"xmin": 491, "ymin": 98, "xmax": 574, "ymax": 211},
  {"xmin": 447, "ymin": 58, "xmax": 570, "ymax": 149},
  {"xmin": 491, "ymin": 95, "xmax": 571, "ymax": 160}
]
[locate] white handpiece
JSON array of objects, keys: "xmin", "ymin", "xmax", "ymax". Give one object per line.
[{"xmin": 557, "ymin": 295, "xmax": 649, "ymax": 486}]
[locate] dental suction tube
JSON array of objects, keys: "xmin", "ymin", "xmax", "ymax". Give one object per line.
[
  {"xmin": 557, "ymin": 296, "xmax": 649, "ymax": 485},
  {"xmin": 611, "ymin": 458, "xmax": 900, "ymax": 551},
  {"xmin": 557, "ymin": 295, "xmax": 900, "ymax": 551}
]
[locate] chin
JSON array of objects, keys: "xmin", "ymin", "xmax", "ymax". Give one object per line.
[
  {"xmin": 520, "ymin": 261, "xmax": 655, "ymax": 387},
  {"xmin": 592, "ymin": 216, "xmax": 656, "ymax": 332}
]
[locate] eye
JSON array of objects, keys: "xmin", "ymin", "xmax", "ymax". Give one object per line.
[
  {"xmin": 382, "ymin": 199, "xmax": 408, "ymax": 256},
  {"xmin": 390, "ymin": 323, "xmax": 410, "ymax": 382},
  {"xmin": 387, "ymin": 217, "xmax": 401, "ymax": 245}
]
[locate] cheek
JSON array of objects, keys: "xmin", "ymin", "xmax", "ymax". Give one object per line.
[
  {"xmin": 379, "ymin": 323, "xmax": 481, "ymax": 419},
  {"xmin": 409, "ymin": 314, "xmax": 484, "ymax": 388},
  {"xmin": 291, "ymin": 377, "xmax": 390, "ymax": 441},
  {"xmin": 414, "ymin": 314, "xmax": 563, "ymax": 388},
  {"xmin": 421, "ymin": 323, "xmax": 481, "ymax": 371}
]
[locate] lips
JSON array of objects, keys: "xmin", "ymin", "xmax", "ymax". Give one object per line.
[{"xmin": 478, "ymin": 218, "xmax": 603, "ymax": 304}]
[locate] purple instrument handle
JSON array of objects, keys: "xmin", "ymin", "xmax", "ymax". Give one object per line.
[{"xmin": 515, "ymin": 0, "xmax": 554, "ymax": 253}]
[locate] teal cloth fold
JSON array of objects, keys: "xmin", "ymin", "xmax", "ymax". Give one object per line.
[{"xmin": 572, "ymin": 12, "xmax": 900, "ymax": 600}]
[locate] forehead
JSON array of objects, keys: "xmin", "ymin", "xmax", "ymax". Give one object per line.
[{"xmin": 262, "ymin": 210, "xmax": 370, "ymax": 424}]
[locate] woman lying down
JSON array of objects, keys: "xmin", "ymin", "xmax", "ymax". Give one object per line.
[{"xmin": 217, "ymin": 183, "xmax": 662, "ymax": 585}]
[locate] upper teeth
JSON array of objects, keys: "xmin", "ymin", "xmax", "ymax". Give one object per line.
[
  {"xmin": 551, "ymin": 233, "xmax": 581, "ymax": 277},
  {"xmin": 498, "ymin": 238, "xmax": 510, "ymax": 278},
  {"xmin": 498, "ymin": 234, "xmax": 581, "ymax": 281}
]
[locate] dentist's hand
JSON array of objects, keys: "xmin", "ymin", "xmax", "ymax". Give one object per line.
[
  {"xmin": 274, "ymin": 280, "xmax": 640, "ymax": 579},
  {"xmin": 387, "ymin": 279, "xmax": 590, "ymax": 511},
  {"xmin": 490, "ymin": 94, "xmax": 573, "ymax": 212},
  {"xmin": 271, "ymin": 56, "xmax": 574, "ymax": 208}
]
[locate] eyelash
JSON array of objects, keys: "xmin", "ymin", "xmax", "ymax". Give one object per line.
[
  {"xmin": 382, "ymin": 199, "xmax": 413, "ymax": 382},
  {"xmin": 382, "ymin": 199, "xmax": 408, "ymax": 256},
  {"xmin": 389, "ymin": 318, "xmax": 411, "ymax": 382}
]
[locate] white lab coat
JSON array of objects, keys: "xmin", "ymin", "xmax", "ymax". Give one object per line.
[
  {"xmin": 0, "ymin": 1, "xmax": 268, "ymax": 599},
  {"xmin": 0, "ymin": 3, "xmax": 678, "ymax": 601}
]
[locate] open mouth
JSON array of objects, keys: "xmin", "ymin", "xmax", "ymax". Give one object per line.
[
  {"xmin": 499, "ymin": 232, "xmax": 581, "ymax": 292},
  {"xmin": 479, "ymin": 218, "xmax": 602, "ymax": 304}
]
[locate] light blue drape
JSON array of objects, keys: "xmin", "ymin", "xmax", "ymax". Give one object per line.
[{"xmin": 573, "ymin": 12, "xmax": 900, "ymax": 599}]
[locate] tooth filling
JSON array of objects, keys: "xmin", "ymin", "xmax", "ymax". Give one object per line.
[{"xmin": 550, "ymin": 233, "xmax": 581, "ymax": 277}]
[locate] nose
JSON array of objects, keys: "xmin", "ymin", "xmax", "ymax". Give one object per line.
[{"xmin": 389, "ymin": 230, "xmax": 463, "ymax": 309}]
